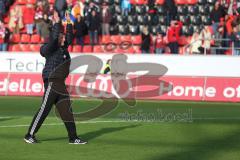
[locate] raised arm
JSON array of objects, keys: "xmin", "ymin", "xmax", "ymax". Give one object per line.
[{"xmin": 40, "ymin": 11, "xmax": 62, "ymax": 57}]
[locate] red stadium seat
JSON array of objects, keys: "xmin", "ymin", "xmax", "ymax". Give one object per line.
[
  {"xmin": 225, "ymin": 49, "xmax": 233, "ymax": 55},
  {"xmin": 21, "ymin": 34, "xmax": 31, "ymax": 43},
  {"xmin": 131, "ymin": 35, "xmax": 142, "ymax": 45},
  {"xmin": 68, "ymin": 45, "xmax": 73, "ymax": 52},
  {"xmin": 135, "ymin": 0, "xmax": 147, "ymax": 5},
  {"xmin": 30, "ymin": 44, "xmax": 41, "ymax": 52},
  {"xmin": 133, "ymin": 46, "xmax": 141, "ymax": 54},
  {"xmin": 187, "ymin": 0, "xmax": 198, "ymax": 4},
  {"xmin": 113, "ymin": 47, "xmax": 124, "ymax": 53},
  {"xmin": 121, "ymin": 35, "xmax": 132, "ymax": 42},
  {"xmin": 175, "ymin": 0, "xmax": 187, "ymax": 5},
  {"xmin": 101, "ymin": 35, "xmax": 111, "ymax": 44},
  {"xmin": 31, "ymin": 34, "xmax": 41, "ymax": 43},
  {"xmin": 72, "ymin": 45, "xmax": 82, "ymax": 53},
  {"xmin": 11, "ymin": 34, "xmax": 21, "ymax": 43},
  {"xmin": 155, "ymin": 0, "xmax": 165, "ymax": 5},
  {"xmin": 111, "ymin": 35, "xmax": 121, "ymax": 44},
  {"xmin": 3, "ymin": 16, "xmax": 9, "ymax": 24},
  {"xmin": 130, "ymin": 0, "xmax": 136, "ymax": 4},
  {"xmin": 11, "ymin": 44, "xmax": 22, "ymax": 52},
  {"xmin": 48, "ymin": 0, "xmax": 55, "ymax": 4},
  {"xmin": 8, "ymin": 45, "xmax": 13, "ymax": 51},
  {"xmin": 126, "ymin": 46, "xmax": 135, "ymax": 54},
  {"xmin": 93, "ymin": 45, "xmax": 104, "ymax": 53},
  {"xmin": 27, "ymin": 0, "xmax": 36, "ymax": 4},
  {"xmin": 83, "ymin": 46, "xmax": 93, "ymax": 53},
  {"xmin": 21, "ymin": 44, "xmax": 31, "ymax": 51},
  {"xmin": 17, "ymin": 0, "xmax": 27, "ymax": 4}
]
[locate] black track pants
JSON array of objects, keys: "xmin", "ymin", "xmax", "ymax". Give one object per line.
[{"xmin": 26, "ymin": 80, "xmax": 77, "ymax": 140}]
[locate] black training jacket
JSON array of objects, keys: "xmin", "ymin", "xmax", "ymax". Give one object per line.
[{"xmin": 40, "ymin": 22, "xmax": 73, "ymax": 81}]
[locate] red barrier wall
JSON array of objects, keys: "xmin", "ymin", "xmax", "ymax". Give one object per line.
[{"xmin": 0, "ymin": 73, "xmax": 239, "ymax": 102}]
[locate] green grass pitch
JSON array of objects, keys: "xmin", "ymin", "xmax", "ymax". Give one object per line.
[{"xmin": 0, "ymin": 96, "xmax": 240, "ymax": 160}]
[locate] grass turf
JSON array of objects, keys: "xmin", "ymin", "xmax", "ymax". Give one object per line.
[{"xmin": 0, "ymin": 96, "xmax": 240, "ymax": 160}]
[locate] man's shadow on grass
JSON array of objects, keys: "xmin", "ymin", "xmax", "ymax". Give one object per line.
[
  {"xmin": 0, "ymin": 117, "xmax": 17, "ymax": 122},
  {"xmin": 41, "ymin": 124, "xmax": 140, "ymax": 142}
]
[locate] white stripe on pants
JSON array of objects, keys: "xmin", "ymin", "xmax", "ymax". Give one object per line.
[{"xmin": 30, "ymin": 82, "xmax": 52, "ymax": 135}]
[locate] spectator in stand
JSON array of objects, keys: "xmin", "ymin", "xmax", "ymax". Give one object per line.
[
  {"xmin": 54, "ymin": 0, "xmax": 67, "ymax": 18},
  {"xmin": 213, "ymin": 26, "xmax": 225, "ymax": 54},
  {"xmin": 4, "ymin": 0, "xmax": 14, "ymax": 12},
  {"xmin": 67, "ymin": 0, "xmax": 74, "ymax": 10},
  {"xmin": 222, "ymin": 14, "xmax": 235, "ymax": 48},
  {"xmin": 74, "ymin": 14, "xmax": 87, "ymax": 48},
  {"xmin": 163, "ymin": 0, "xmax": 177, "ymax": 26},
  {"xmin": 230, "ymin": 25, "xmax": 240, "ymax": 55},
  {"xmin": 0, "ymin": 20, "xmax": 10, "ymax": 51},
  {"xmin": 4, "ymin": 27, "xmax": 10, "ymax": 51},
  {"xmin": 101, "ymin": 3, "xmax": 111, "ymax": 35},
  {"xmin": 226, "ymin": 15, "xmax": 234, "ymax": 36},
  {"xmin": 89, "ymin": 10, "xmax": 100, "ymax": 46},
  {"xmin": 236, "ymin": 16, "xmax": 240, "ymax": 33},
  {"xmin": 23, "ymin": 4, "xmax": 35, "ymax": 35},
  {"xmin": 35, "ymin": 1, "xmax": 44, "ymax": 35},
  {"xmin": 154, "ymin": 32, "xmax": 165, "ymax": 54},
  {"xmin": 71, "ymin": 1, "xmax": 84, "ymax": 18},
  {"xmin": 62, "ymin": 10, "xmax": 75, "ymax": 25},
  {"xmin": 210, "ymin": 1, "xmax": 225, "ymax": 33},
  {"xmin": 41, "ymin": 0, "xmax": 50, "ymax": 13},
  {"xmin": 227, "ymin": 0, "xmax": 236, "ymax": 15},
  {"xmin": 88, "ymin": 2, "xmax": 100, "ymax": 13},
  {"xmin": 218, "ymin": 0, "xmax": 231, "ymax": 12},
  {"xmin": 237, "ymin": 1, "xmax": 240, "ymax": 15},
  {"xmin": 8, "ymin": 5, "xmax": 24, "ymax": 34},
  {"xmin": 189, "ymin": 30, "xmax": 202, "ymax": 54},
  {"xmin": 199, "ymin": 26, "xmax": 212, "ymax": 54},
  {"xmin": 0, "ymin": 0, "xmax": 6, "ymax": 21},
  {"xmin": 1, "ymin": 29, "xmax": 10, "ymax": 51},
  {"xmin": 166, "ymin": 20, "xmax": 183, "ymax": 54},
  {"xmin": 0, "ymin": 20, "xmax": 6, "ymax": 51},
  {"xmin": 39, "ymin": 13, "xmax": 51, "ymax": 42},
  {"xmin": 121, "ymin": 0, "xmax": 131, "ymax": 16},
  {"xmin": 48, "ymin": 4, "xmax": 55, "ymax": 21},
  {"xmin": 85, "ymin": 2, "xmax": 100, "ymax": 26},
  {"xmin": 141, "ymin": 27, "xmax": 151, "ymax": 54}
]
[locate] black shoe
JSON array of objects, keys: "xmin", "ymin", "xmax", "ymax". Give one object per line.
[
  {"xmin": 69, "ymin": 138, "xmax": 87, "ymax": 144},
  {"xmin": 24, "ymin": 135, "xmax": 38, "ymax": 144}
]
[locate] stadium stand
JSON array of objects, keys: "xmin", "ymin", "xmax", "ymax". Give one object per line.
[{"xmin": 0, "ymin": 0, "xmax": 239, "ymax": 54}]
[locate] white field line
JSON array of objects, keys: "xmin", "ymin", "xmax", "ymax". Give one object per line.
[
  {"xmin": 1, "ymin": 117, "xmax": 240, "ymax": 128},
  {"xmin": 0, "ymin": 120, "xmax": 132, "ymax": 128}
]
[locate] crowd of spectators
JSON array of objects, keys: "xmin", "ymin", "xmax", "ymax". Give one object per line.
[
  {"xmin": 0, "ymin": 0, "xmax": 14, "ymax": 51},
  {"xmin": 0, "ymin": 0, "xmax": 239, "ymax": 54},
  {"xmin": 189, "ymin": 0, "xmax": 240, "ymax": 55},
  {"xmin": 140, "ymin": 0, "xmax": 239, "ymax": 54}
]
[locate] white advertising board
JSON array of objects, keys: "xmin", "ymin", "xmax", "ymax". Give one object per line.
[{"xmin": 0, "ymin": 52, "xmax": 239, "ymax": 77}]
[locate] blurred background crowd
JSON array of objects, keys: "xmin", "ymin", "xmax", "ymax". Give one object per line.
[{"xmin": 0, "ymin": 0, "xmax": 239, "ymax": 54}]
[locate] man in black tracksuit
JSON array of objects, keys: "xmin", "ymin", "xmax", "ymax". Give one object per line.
[{"xmin": 24, "ymin": 11, "xmax": 87, "ymax": 144}]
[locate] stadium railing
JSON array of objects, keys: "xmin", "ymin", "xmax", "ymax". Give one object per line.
[{"xmin": 184, "ymin": 38, "xmax": 240, "ymax": 55}]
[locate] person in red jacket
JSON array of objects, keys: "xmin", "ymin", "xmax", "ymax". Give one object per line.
[
  {"xmin": 166, "ymin": 20, "xmax": 183, "ymax": 54},
  {"xmin": 23, "ymin": 4, "xmax": 35, "ymax": 35}
]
